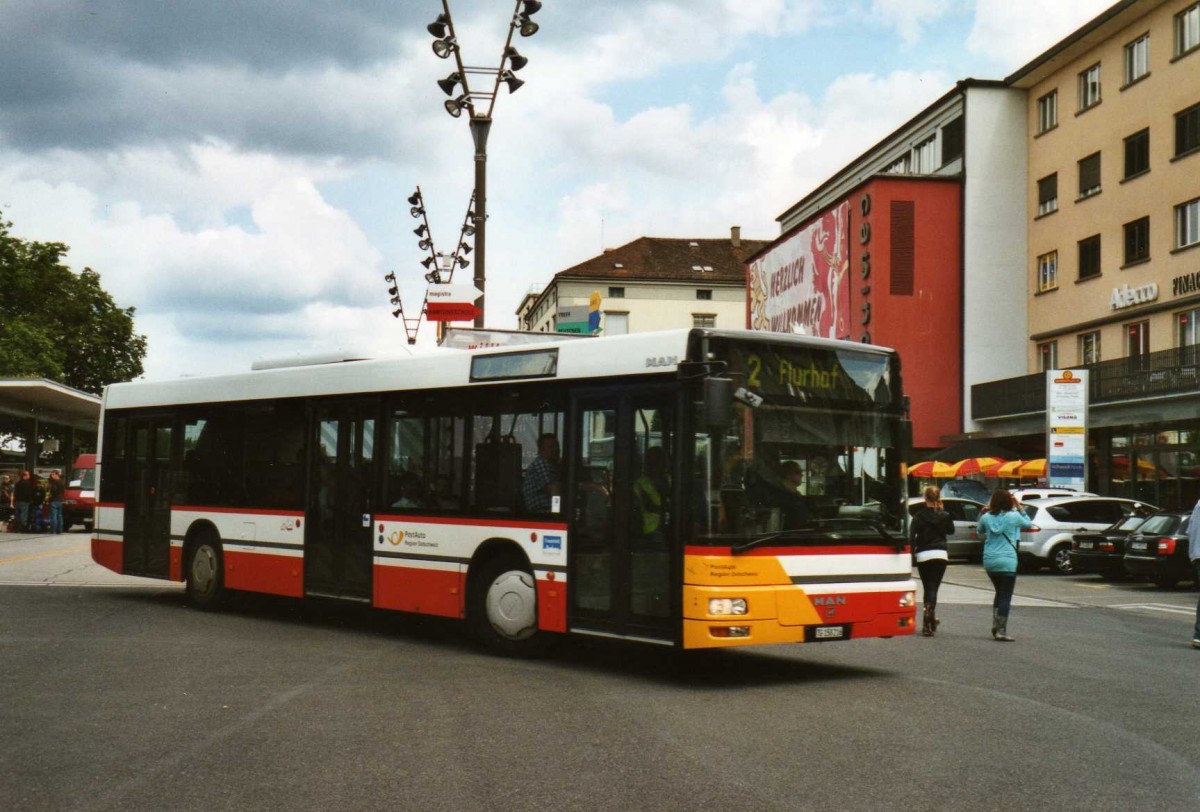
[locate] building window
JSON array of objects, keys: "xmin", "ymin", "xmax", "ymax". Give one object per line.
[
  {"xmin": 1039, "ymin": 341, "xmax": 1058, "ymax": 372},
  {"xmin": 1176, "ymin": 102, "xmax": 1200, "ymax": 157},
  {"xmin": 1123, "ymin": 128, "xmax": 1150, "ymax": 178},
  {"xmin": 1078, "ymin": 152, "xmax": 1101, "ymax": 198},
  {"xmin": 1178, "ymin": 198, "xmax": 1200, "ymax": 249},
  {"xmin": 692, "ymin": 314, "xmax": 716, "ymax": 328},
  {"xmin": 1037, "ymin": 173, "xmax": 1058, "ymax": 216},
  {"xmin": 1037, "ymin": 251, "xmax": 1058, "ymax": 292},
  {"xmin": 604, "ymin": 312, "xmax": 628, "ymax": 335},
  {"xmin": 1176, "ymin": 3, "xmax": 1200, "ymax": 57},
  {"xmin": 1079, "ymin": 331, "xmax": 1101, "ymax": 365},
  {"xmin": 608, "ymin": 286, "xmax": 625, "ymax": 298},
  {"xmin": 1078, "ymin": 234, "xmax": 1102, "ymax": 280},
  {"xmin": 1178, "ymin": 308, "xmax": 1200, "ymax": 347},
  {"xmin": 1078, "ymin": 63, "xmax": 1101, "ymax": 111},
  {"xmin": 911, "ymin": 136, "xmax": 938, "ymax": 173},
  {"xmin": 1127, "ymin": 321, "xmax": 1149, "ymax": 357},
  {"xmin": 940, "ymin": 117, "xmax": 964, "ymax": 166},
  {"xmin": 696, "ymin": 289, "xmax": 712, "ymax": 300},
  {"xmin": 885, "ymin": 154, "xmax": 910, "ymax": 174},
  {"xmin": 1124, "ymin": 34, "xmax": 1149, "ymax": 85},
  {"xmin": 1037, "ymin": 90, "xmax": 1058, "ymax": 134},
  {"xmin": 1123, "ymin": 217, "xmax": 1150, "ymax": 265}
]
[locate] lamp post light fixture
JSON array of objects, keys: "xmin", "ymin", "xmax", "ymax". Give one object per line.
[
  {"xmin": 386, "ymin": 186, "xmax": 478, "ymax": 343},
  {"xmin": 426, "ymin": 0, "xmax": 540, "ymax": 328}
]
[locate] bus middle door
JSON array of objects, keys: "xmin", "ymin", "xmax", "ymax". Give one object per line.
[
  {"xmin": 305, "ymin": 400, "xmax": 377, "ymax": 601},
  {"xmin": 569, "ymin": 387, "xmax": 675, "ymax": 641},
  {"xmin": 123, "ymin": 416, "xmax": 174, "ymax": 578}
]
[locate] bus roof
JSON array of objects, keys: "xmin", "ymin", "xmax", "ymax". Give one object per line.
[{"xmin": 103, "ymin": 329, "xmax": 897, "ymax": 410}]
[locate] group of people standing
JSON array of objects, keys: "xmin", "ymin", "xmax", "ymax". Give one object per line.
[
  {"xmin": 0, "ymin": 470, "xmax": 66, "ymax": 534},
  {"xmin": 911, "ymin": 484, "xmax": 1200, "ymax": 648}
]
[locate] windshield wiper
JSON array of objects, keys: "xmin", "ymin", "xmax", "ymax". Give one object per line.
[{"xmin": 732, "ymin": 518, "xmax": 903, "ymax": 555}]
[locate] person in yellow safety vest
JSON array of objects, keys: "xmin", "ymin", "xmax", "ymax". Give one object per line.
[{"xmin": 633, "ymin": 446, "xmax": 670, "ymax": 543}]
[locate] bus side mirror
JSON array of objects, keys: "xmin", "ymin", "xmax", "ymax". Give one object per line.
[{"xmin": 704, "ymin": 377, "xmax": 734, "ymax": 428}]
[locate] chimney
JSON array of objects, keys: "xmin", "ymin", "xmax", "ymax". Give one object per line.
[{"xmin": 730, "ymin": 225, "xmax": 741, "ymax": 248}]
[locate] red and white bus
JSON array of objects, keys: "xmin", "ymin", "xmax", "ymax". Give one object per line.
[{"xmin": 92, "ymin": 328, "xmax": 916, "ymax": 653}]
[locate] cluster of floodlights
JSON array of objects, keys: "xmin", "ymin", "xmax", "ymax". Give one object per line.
[
  {"xmin": 429, "ymin": 0, "xmax": 540, "ymax": 118},
  {"xmin": 388, "ymin": 186, "xmax": 475, "ymax": 304}
]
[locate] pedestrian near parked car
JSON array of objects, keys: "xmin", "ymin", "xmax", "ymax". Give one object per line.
[
  {"xmin": 0, "ymin": 474, "xmax": 13, "ymax": 529},
  {"xmin": 976, "ymin": 489, "xmax": 1033, "ymax": 642},
  {"xmin": 910, "ymin": 485, "xmax": 954, "ymax": 637},
  {"xmin": 1188, "ymin": 497, "xmax": 1200, "ymax": 650},
  {"xmin": 13, "ymin": 470, "xmax": 33, "ymax": 532},
  {"xmin": 47, "ymin": 470, "xmax": 65, "ymax": 534}
]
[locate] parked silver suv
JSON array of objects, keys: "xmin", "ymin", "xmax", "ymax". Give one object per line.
[{"xmin": 1018, "ymin": 496, "xmax": 1156, "ymax": 574}]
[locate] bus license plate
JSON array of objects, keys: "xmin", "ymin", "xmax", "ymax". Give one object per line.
[{"xmin": 814, "ymin": 626, "xmax": 844, "ymax": 639}]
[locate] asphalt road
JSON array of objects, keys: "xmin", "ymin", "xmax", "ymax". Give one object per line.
[{"xmin": 2, "ymin": 532, "xmax": 1198, "ymax": 811}]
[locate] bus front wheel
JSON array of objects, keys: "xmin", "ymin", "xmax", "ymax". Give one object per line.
[
  {"xmin": 186, "ymin": 533, "xmax": 227, "ymax": 610},
  {"xmin": 470, "ymin": 557, "xmax": 543, "ymax": 656}
]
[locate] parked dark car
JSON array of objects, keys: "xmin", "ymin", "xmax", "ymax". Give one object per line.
[
  {"xmin": 1122, "ymin": 511, "xmax": 1196, "ymax": 588},
  {"xmin": 1069, "ymin": 512, "xmax": 1152, "ymax": 578}
]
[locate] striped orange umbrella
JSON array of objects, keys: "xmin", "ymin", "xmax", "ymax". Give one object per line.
[
  {"xmin": 986, "ymin": 459, "xmax": 1026, "ymax": 478},
  {"xmin": 945, "ymin": 457, "xmax": 1005, "ymax": 476},
  {"xmin": 907, "ymin": 460, "xmax": 955, "ymax": 478},
  {"xmin": 1018, "ymin": 459, "xmax": 1047, "ymax": 477}
]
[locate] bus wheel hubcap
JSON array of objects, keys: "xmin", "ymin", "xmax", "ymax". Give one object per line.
[
  {"xmin": 486, "ymin": 570, "xmax": 536, "ymax": 640},
  {"xmin": 193, "ymin": 547, "xmax": 216, "ymax": 593}
]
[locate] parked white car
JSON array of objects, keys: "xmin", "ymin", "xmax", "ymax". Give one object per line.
[
  {"xmin": 1010, "ymin": 487, "xmax": 1097, "ymax": 501},
  {"xmin": 1018, "ymin": 496, "xmax": 1156, "ymax": 574}
]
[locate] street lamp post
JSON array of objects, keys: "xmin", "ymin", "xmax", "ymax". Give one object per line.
[{"xmin": 428, "ymin": 0, "xmax": 540, "ymax": 328}]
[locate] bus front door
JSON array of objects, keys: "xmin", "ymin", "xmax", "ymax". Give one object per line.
[
  {"xmin": 570, "ymin": 388, "xmax": 675, "ymax": 642},
  {"xmin": 305, "ymin": 401, "xmax": 377, "ymax": 601},
  {"xmin": 123, "ymin": 417, "xmax": 173, "ymax": 578}
]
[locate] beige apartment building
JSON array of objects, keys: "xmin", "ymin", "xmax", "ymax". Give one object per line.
[
  {"xmin": 1012, "ymin": 0, "xmax": 1199, "ymax": 369},
  {"xmin": 972, "ymin": 0, "xmax": 1200, "ymax": 508},
  {"xmin": 516, "ymin": 229, "xmax": 768, "ymax": 336}
]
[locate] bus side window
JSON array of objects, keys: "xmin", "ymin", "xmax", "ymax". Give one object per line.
[{"xmin": 474, "ymin": 438, "xmax": 522, "ymax": 512}]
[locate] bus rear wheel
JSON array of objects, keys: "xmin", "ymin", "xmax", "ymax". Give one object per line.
[
  {"xmin": 470, "ymin": 557, "xmax": 544, "ymax": 656},
  {"xmin": 186, "ymin": 533, "xmax": 227, "ymax": 610}
]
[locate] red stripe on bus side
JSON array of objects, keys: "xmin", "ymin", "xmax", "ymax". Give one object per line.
[
  {"xmin": 92, "ymin": 538, "xmax": 123, "ymax": 574},
  {"xmin": 374, "ymin": 565, "xmax": 464, "ymax": 619},
  {"xmin": 172, "ymin": 505, "xmax": 306, "ymax": 517},
  {"xmin": 224, "ymin": 549, "xmax": 304, "ymax": 598},
  {"xmin": 375, "ymin": 514, "xmax": 568, "ymax": 531}
]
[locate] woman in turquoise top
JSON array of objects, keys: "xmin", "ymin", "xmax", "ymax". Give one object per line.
[{"xmin": 976, "ymin": 489, "xmax": 1033, "ymax": 642}]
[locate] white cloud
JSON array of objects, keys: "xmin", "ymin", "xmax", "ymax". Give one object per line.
[
  {"xmin": 966, "ymin": 0, "xmax": 1116, "ymax": 67},
  {"xmin": 871, "ymin": 0, "xmax": 959, "ymax": 45}
]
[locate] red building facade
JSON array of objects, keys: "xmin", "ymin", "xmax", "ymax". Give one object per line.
[{"xmin": 748, "ymin": 176, "xmax": 962, "ymax": 449}]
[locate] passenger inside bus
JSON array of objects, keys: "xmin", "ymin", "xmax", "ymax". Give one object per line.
[
  {"xmin": 632, "ymin": 445, "xmax": 670, "ymax": 545},
  {"xmin": 391, "ymin": 472, "xmax": 427, "ymax": 509},
  {"xmin": 521, "ymin": 433, "xmax": 561, "ymax": 513}
]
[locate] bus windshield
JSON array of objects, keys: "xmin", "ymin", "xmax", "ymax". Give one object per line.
[{"xmin": 690, "ymin": 339, "xmax": 906, "ymax": 542}]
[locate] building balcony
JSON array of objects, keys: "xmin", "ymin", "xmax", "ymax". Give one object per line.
[{"xmin": 971, "ymin": 345, "xmax": 1200, "ymax": 420}]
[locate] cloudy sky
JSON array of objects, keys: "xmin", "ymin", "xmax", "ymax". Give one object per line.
[{"xmin": 0, "ymin": 0, "xmax": 1115, "ymax": 380}]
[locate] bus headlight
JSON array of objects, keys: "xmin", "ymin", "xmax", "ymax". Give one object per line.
[
  {"xmin": 899, "ymin": 591, "xmax": 916, "ymax": 608},
  {"xmin": 709, "ymin": 597, "xmax": 747, "ymax": 616}
]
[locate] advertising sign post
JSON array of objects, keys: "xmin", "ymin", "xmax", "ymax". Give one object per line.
[{"xmin": 1046, "ymin": 369, "xmax": 1089, "ymax": 491}]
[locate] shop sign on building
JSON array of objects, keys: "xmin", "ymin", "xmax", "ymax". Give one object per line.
[
  {"xmin": 1045, "ymin": 369, "xmax": 1089, "ymax": 490},
  {"xmin": 1109, "ymin": 282, "xmax": 1158, "ymax": 310},
  {"xmin": 748, "ymin": 202, "xmax": 849, "ymax": 338}
]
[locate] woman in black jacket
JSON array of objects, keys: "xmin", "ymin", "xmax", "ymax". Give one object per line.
[{"xmin": 910, "ymin": 485, "xmax": 955, "ymax": 636}]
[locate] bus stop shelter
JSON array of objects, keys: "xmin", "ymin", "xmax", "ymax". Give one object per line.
[{"xmin": 0, "ymin": 379, "xmax": 101, "ymax": 473}]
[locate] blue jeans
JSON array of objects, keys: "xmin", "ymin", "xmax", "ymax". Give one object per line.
[
  {"xmin": 988, "ymin": 571, "xmax": 1016, "ymax": 616},
  {"xmin": 49, "ymin": 501, "xmax": 63, "ymax": 534},
  {"xmin": 16, "ymin": 501, "xmax": 29, "ymax": 530}
]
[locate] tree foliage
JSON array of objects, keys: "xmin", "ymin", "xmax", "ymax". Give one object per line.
[{"xmin": 0, "ymin": 213, "xmax": 146, "ymax": 394}]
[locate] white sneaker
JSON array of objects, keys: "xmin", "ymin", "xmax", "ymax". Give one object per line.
[{"xmin": 1192, "ymin": 639, "xmax": 1200, "ymax": 649}]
